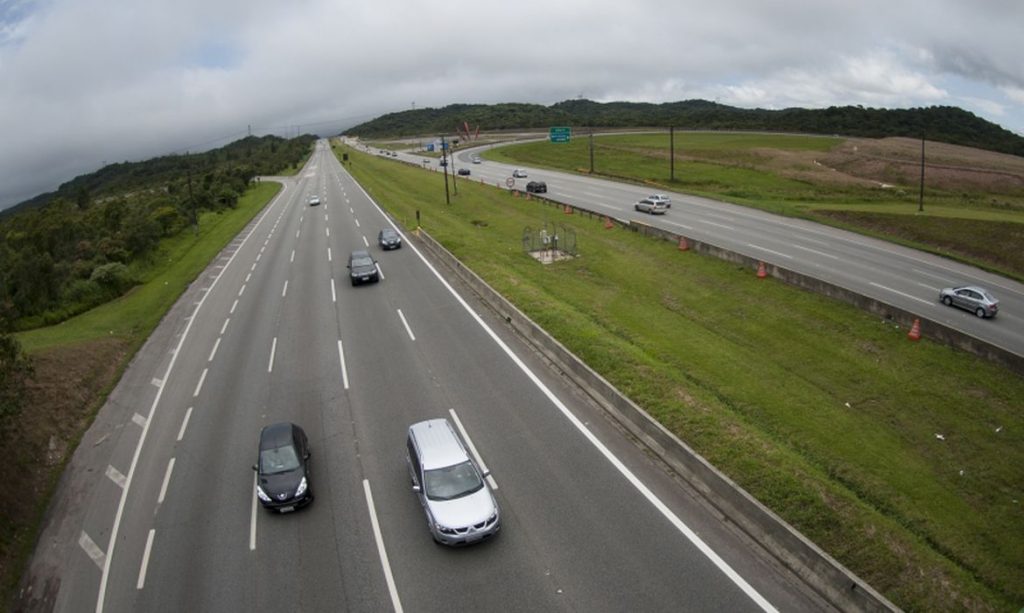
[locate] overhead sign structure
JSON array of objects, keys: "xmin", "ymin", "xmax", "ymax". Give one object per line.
[{"xmin": 549, "ymin": 127, "xmax": 571, "ymax": 143}]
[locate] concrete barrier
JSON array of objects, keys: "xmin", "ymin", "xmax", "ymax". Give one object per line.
[{"xmin": 413, "ymin": 229, "xmax": 899, "ymax": 612}]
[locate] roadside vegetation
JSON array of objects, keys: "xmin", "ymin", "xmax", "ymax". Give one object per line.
[
  {"xmin": 0, "ymin": 135, "xmax": 310, "ymax": 605},
  {"xmin": 337, "ymin": 142, "xmax": 1023, "ymax": 611},
  {"xmin": 485, "ymin": 132, "xmax": 1024, "ymax": 280}
]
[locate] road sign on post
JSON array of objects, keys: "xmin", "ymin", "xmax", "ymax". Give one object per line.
[{"xmin": 549, "ymin": 127, "xmax": 571, "ymax": 143}]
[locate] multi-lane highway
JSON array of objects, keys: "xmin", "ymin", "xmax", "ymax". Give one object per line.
[
  {"xmin": 24, "ymin": 141, "xmax": 831, "ymax": 612},
  {"xmin": 380, "ymin": 140, "xmax": 1024, "ymax": 359}
]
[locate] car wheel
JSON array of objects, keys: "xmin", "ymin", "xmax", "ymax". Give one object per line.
[
  {"xmin": 634, "ymin": 205, "xmax": 641, "ymax": 212},
  {"xmin": 975, "ymin": 307, "xmax": 986, "ymax": 318},
  {"xmin": 942, "ymin": 296, "xmax": 953, "ymax": 306}
]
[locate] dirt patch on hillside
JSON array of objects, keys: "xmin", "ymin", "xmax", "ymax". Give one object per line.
[{"xmin": 0, "ymin": 337, "xmax": 129, "ymax": 603}]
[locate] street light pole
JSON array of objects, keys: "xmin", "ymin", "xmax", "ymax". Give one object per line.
[
  {"xmin": 918, "ymin": 135, "xmax": 925, "ymax": 213},
  {"xmin": 441, "ymin": 136, "xmax": 451, "ymax": 205}
]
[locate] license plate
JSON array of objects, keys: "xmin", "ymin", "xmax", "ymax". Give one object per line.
[{"xmin": 279, "ymin": 506, "xmax": 295, "ymax": 513}]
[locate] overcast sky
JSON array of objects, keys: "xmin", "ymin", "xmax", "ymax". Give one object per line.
[{"xmin": 1, "ymin": 0, "xmax": 1022, "ymax": 208}]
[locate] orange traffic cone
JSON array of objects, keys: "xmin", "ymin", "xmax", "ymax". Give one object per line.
[
  {"xmin": 513, "ymin": 190, "xmax": 519, "ymax": 198},
  {"xmin": 678, "ymin": 236, "xmax": 689, "ymax": 251},
  {"xmin": 604, "ymin": 216, "xmax": 614, "ymax": 229},
  {"xmin": 563, "ymin": 205, "xmax": 572, "ymax": 215},
  {"xmin": 756, "ymin": 261, "xmax": 767, "ymax": 278},
  {"xmin": 907, "ymin": 319, "xmax": 921, "ymax": 341}
]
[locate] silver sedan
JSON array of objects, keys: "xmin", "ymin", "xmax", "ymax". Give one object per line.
[{"xmin": 939, "ymin": 285, "xmax": 999, "ymax": 318}]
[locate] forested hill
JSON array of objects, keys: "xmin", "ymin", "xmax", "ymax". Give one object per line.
[{"xmin": 344, "ymin": 100, "xmax": 1024, "ymax": 157}]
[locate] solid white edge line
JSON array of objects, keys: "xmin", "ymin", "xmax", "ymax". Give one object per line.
[
  {"xmin": 158, "ymin": 458, "xmax": 175, "ymax": 505},
  {"xmin": 375, "ymin": 263, "xmax": 384, "ymax": 280},
  {"xmin": 208, "ymin": 338, "xmax": 221, "ymax": 362},
  {"xmin": 448, "ymin": 409, "xmax": 496, "ymax": 490},
  {"xmin": 869, "ymin": 281, "xmax": 933, "ymax": 305},
  {"xmin": 396, "ymin": 309, "xmax": 416, "ymax": 341},
  {"xmin": 135, "ymin": 529, "xmax": 155, "ymax": 590},
  {"xmin": 176, "ymin": 407, "xmax": 192, "ymax": 442},
  {"xmin": 337, "ymin": 340, "xmax": 349, "ymax": 389},
  {"xmin": 346, "ymin": 177, "xmax": 777, "ymax": 613},
  {"xmin": 250, "ymin": 472, "xmax": 258, "ymax": 551},
  {"xmin": 268, "ymin": 337, "xmax": 277, "ymax": 373},
  {"xmin": 95, "ymin": 177, "xmax": 286, "ymax": 613},
  {"xmin": 192, "ymin": 368, "xmax": 207, "ymax": 398},
  {"xmin": 363, "ymin": 480, "xmax": 403, "ymax": 613}
]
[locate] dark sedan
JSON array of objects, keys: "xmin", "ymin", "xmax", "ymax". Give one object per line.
[
  {"xmin": 378, "ymin": 228, "xmax": 402, "ymax": 250},
  {"xmin": 457, "ymin": 168, "xmax": 471, "ymax": 176},
  {"xmin": 526, "ymin": 181, "xmax": 547, "ymax": 193},
  {"xmin": 254, "ymin": 423, "xmax": 313, "ymax": 513},
  {"xmin": 348, "ymin": 249, "xmax": 380, "ymax": 286}
]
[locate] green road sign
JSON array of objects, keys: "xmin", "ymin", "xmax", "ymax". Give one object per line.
[{"xmin": 549, "ymin": 127, "xmax": 571, "ymax": 143}]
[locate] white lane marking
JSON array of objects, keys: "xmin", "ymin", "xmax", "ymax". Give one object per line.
[
  {"xmin": 260, "ymin": 246, "xmax": 265, "ymax": 254},
  {"xmin": 208, "ymin": 338, "xmax": 221, "ymax": 362},
  {"xmin": 106, "ymin": 465, "xmax": 127, "ymax": 489},
  {"xmin": 238, "ymin": 285, "xmax": 246, "ymax": 297},
  {"xmin": 791, "ymin": 244, "xmax": 839, "ymax": 260},
  {"xmin": 79, "ymin": 531, "xmax": 106, "ymax": 570},
  {"xmin": 150, "ymin": 378, "xmax": 162, "ymax": 388},
  {"xmin": 325, "ymin": 214, "xmax": 329, "ymax": 222},
  {"xmin": 250, "ymin": 472, "xmax": 258, "ymax": 551},
  {"xmin": 355, "ymin": 218, "xmax": 361, "ymax": 228},
  {"xmin": 193, "ymin": 368, "xmax": 207, "ymax": 398},
  {"xmin": 256, "ymin": 253, "xmax": 262, "ymax": 262},
  {"xmin": 701, "ymin": 219, "xmax": 735, "ymax": 230},
  {"xmin": 331, "ymin": 278, "xmax": 337, "ymax": 303},
  {"xmin": 912, "ymin": 267, "xmax": 955, "ymax": 283},
  {"xmin": 375, "ymin": 263, "xmax": 385, "ymax": 280},
  {"xmin": 746, "ymin": 243, "xmax": 793, "ymax": 260},
  {"xmin": 268, "ymin": 337, "xmax": 277, "ymax": 373},
  {"xmin": 337, "ymin": 340, "xmax": 349, "ymax": 389},
  {"xmin": 158, "ymin": 458, "xmax": 175, "ymax": 505},
  {"xmin": 221, "ymin": 318, "xmax": 231, "ymax": 335},
  {"xmin": 869, "ymin": 282, "xmax": 933, "ymax": 305},
  {"xmin": 132, "ymin": 413, "xmax": 147, "ymax": 428},
  {"xmin": 396, "ymin": 309, "xmax": 416, "ymax": 341},
  {"xmin": 448, "ymin": 409, "xmax": 497, "ymax": 490},
  {"xmin": 245, "ymin": 272, "xmax": 251, "ymax": 283},
  {"xmin": 326, "ymin": 227, "xmax": 331, "ymax": 238},
  {"xmin": 664, "ymin": 220, "xmax": 695, "ymax": 231},
  {"xmin": 328, "ymin": 247, "xmax": 332, "ymax": 262},
  {"xmin": 251, "ymin": 262, "xmax": 257, "ymax": 272},
  {"xmin": 363, "ymin": 480, "xmax": 404, "ymax": 613},
  {"xmin": 915, "ymin": 282, "xmax": 939, "ymax": 291},
  {"xmin": 282, "ymin": 280, "xmax": 289, "ymax": 298},
  {"xmin": 177, "ymin": 408, "xmax": 192, "ymax": 441},
  {"xmin": 349, "ymin": 207, "xmax": 354, "ymax": 214},
  {"xmin": 230, "ymin": 299, "xmax": 238, "ymax": 314},
  {"xmin": 362, "ymin": 235, "xmax": 369, "ymax": 247},
  {"xmin": 296, "ymin": 229, "xmax": 300, "ymax": 239},
  {"xmin": 136, "ymin": 529, "xmax": 155, "ymax": 590},
  {"xmin": 350, "ymin": 181, "xmax": 777, "ymax": 612},
  {"xmin": 290, "ymin": 250, "xmax": 295, "ymax": 263}
]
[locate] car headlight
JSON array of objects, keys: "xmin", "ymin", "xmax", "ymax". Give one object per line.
[
  {"xmin": 256, "ymin": 486, "xmax": 271, "ymax": 503},
  {"xmin": 295, "ymin": 477, "xmax": 308, "ymax": 498}
]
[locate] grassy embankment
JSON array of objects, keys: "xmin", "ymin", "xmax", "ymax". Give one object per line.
[
  {"xmin": 485, "ymin": 132, "xmax": 1024, "ymax": 280},
  {"xmin": 2, "ymin": 181, "xmax": 282, "ymax": 604},
  {"xmin": 338, "ymin": 142, "xmax": 1023, "ymax": 611}
]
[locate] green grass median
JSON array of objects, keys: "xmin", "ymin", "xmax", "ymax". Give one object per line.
[{"xmin": 338, "ymin": 143, "xmax": 1023, "ymax": 610}]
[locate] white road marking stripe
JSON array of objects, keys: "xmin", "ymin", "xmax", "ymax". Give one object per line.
[
  {"xmin": 136, "ymin": 529, "xmax": 155, "ymax": 590},
  {"xmin": 132, "ymin": 413, "xmax": 147, "ymax": 428},
  {"xmin": 158, "ymin": 458, "xmax": 175, "ymax": 504},
  {"xmin": 106, "ymin": 465, "xmax": 126, "ymax": 489},
  {"xmin": 327, "ymin": 247, "xmax": 332, "ymax": 262},
  {"xmin": 337, "ymin": 340, "xmax": 349, "ymax": 389},
  {"xmin": 912, "ymin": 267, "xmax": 955, "ymax": 283},
  {"xmin": 230, "ymin": 299, "xmax": 238, "ymax": 314},
  {"xmin": 290, "ymin": 250, "xmax": 295, "ymax": 263},
  {"xmin": 221, "ymin": 318, "xmax": 230, "ymax": 334},
  {"xmin": 208, "ymin": 337, "xmax": 221, "ymax": 362},
  {"xmin": 701, "ymin": 220, "xmax": 735, "ymax": 230},
  {"xmin": 282, "ymin": 280, "xmax": 288, "ymax": 298},
  {"xmin": 268, "ymin": 337, "xmax": 277, "ymax": 373},
  {"xmin": 664, "ymin": 220, "xmax": 695, "ymax": 231},
  {"xmin": 396, "ymin": 309, "xmax": 416, "ymax": 341},
  {"xmin": 375, "ymin": 263, "xmax": 385, "ymax": 280},
  {"xmin": 791, "ymin": 244, "xmax": 839, "ymax": 260},
  {"xmin": 355, "ymin": 218, "xmax": 360, "ymax": 228},
  {"xmin": 363, "ymin": 480, "xmax": 403, "ymax": 613},
  {"xmin": 746, "ymin": 243, "xmax": 793, "ymax": 260},
  {"xmin": 256, "ymin": 253, "xmax": 261, "ymax": 262},
  {"xmin": 238, "ymin": 285, "xmax": 246, "ymax": 297},
  {"xmin": 296, "ymin": 229, "xmax": 300, "ymax": 239},
  {"xmin": 362, "ymin": 235, "xmax": 369, "ymax": 247},
  {"xmin": 449, "ymin": 409, "xmax": 496, "ymax": 490},
  {"xmin": 331, "ymin": 279, "xmax": 337, "ymax": 303},
  {"xmin": 245, "ymin": 273, "xmax": 251, "ymax": 283},
  {"xmin": 193, "ymin": 368, "xmax": 207, "ymax": 398},
  {"xmin": 326, "ymin": 227, "xmax": 330, "ymax": 238},
  {"xmin": 150, "ymin": 378, "xmax": 162, "ymax": 388},
  {"xmin": 79, "ymin": 531, "xmax": 105, "ymax": 570},
  {"xmin": 869, "ymin": 282, "xmax": 933, "ymax": 305},
  {"xmin": 250, "ymin": 472, "xmax": 258, "ymax": 551},
  {"xmin": 251, "ymin": 262, "xmax": 257, "ymax": 272},
  {"xmin": 177, "ymin": 408, "xmax": 192, "ymax": 442}
]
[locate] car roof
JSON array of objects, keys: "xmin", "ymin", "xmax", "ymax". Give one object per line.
[
  {"xmin": 409, "ymin": 419, "xmax": 469, "ymax": 470},
  {"xmin": 957, "ymin": 285, "xmax": 996, "ymax": 297},
  {"xmin": 260, "ymin": 422, "xmax": 297, "ymax": 449}
]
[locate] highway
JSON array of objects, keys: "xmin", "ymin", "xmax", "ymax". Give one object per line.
[
  {"xmin": 380, "ymin": 140, "xmax": 1024, "ymax": 359},
  {"xmin": 24, "ymin": 141, "xmax": 828, "ymax": 612}
]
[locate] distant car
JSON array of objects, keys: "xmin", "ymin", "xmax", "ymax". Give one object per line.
[
  {"xmin": 308, "ymin": 195, "xmax": 321, "ymax": 206},
  {"xmin": 471, "ymin": 156, "xmax": 481, "ymax": 164},
  {"xmin": 378, "ymin": 228, "xmax": 402, "ymax": 250},
  {"xmin": 422, "ymin": 158, "xmax": 431, "ymax": 164},
  {"xmin": 525, "ymin": 181, "xmax": 547, "ymax": 194},
  {"xmin": 635, "ymin": 198, "xmax": 667, "ymax": 215},
  {"xmin": 439, "ymin": 159, "xmax": 448, "ymax": 167},
  {"xmin": 512, "ymin": 169, "xmax": 528, "ymax": 178},
  {"xmin": 939, "ymin": 286, "xmax": 999, "ymax": 318},
  {"xmin": 347, "ymin": 250, "xmax": 380, "ymax": 286},
  {"xmin": 253, "ymin": 423, "xmax": 313, "ymax": 513},
  {"xmin": 646, "ymin": 194, "xmax": 671, "ymax": 208},
  {"xmin": 457, "ymin": 168, "xmax": 471, "ymax": 176}
]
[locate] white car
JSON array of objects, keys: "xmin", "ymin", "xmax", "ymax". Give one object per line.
[
  {"xmin": 472, "ymin": 156, "xmax": 481, "ymax": 164},
  {"xmin": 308, "ymin": 195, "xmax": 321, "ymax": 206},
  {"xmin": 647, "ymin": 194, "xmax": 671, "ymax": 208},
  {"xmin": 635, "ymin": 198, "xmax": 667, "ymax": 215},
  {"xmin": 512, "ymin": 169, "xmax": 528, "ymax": 178}
]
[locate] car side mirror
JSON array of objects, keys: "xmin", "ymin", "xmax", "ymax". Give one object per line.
[
  {"xmin": 412, "ymin": 484, "xmax": 421, "ymax": 493},
  {"xmin": 481, "ymin": 470, "xmax": 491, "ymax": 479},
  {"xmin": 252, "ymin": 464, "xmax": 258, "ymax": 471}
]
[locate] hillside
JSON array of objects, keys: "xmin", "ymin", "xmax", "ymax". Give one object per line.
[{"xmin": 343, "ymin": 99, "xmax": 1024, "ymax": 157}]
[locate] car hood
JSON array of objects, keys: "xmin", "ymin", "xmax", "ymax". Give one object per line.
[
  {"xmin": 351, "ymin": 263, "xmax": 376, "ymax": 276},
  {"xmin": 260, "ymin": 469, "xmax": 304, "ymax": 500},
  {"xmin": 427, "ymin": 487, "xmax": 496, "ymax": 528}
]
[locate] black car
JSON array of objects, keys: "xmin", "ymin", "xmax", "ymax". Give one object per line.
[
  {"xmin": 378, "ymin": 228, "xmax": 402, "ymax": 250},
  {"xmin": 348, "ymin": 249, "xmax": 380, "ymax": 286},
  {"xmin": 457, "ymin": 168, "xmax": 470, "ymax": 176},
  {"xmin": 525, "ymin": 181, "xmax": 547, "ymax": 193},
  {"xmin": 254, "ymin": 423, "xmax": 313, "ymax": 513}
]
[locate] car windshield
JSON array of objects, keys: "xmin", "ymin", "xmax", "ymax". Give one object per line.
[
  {"xmin": 423, "ymin": 461, "xmax": 484, "ymax": 501},
  {"xmin": 352, "ymin": 257, "xmax": 375, "ymax": 268},
  {"xmin": 260, "ymin": 444, "xmax": 300, "ymax": 475}
]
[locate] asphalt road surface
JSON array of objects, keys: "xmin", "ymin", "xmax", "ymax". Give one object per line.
[{"xmin": 22, "ymin": 141, "xmax": 829, "ymax": 612}]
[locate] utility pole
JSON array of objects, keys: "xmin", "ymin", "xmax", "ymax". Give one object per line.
[
  {"xmin": 670, "ymin": 126, "xmax": 675, "ymax": 182},
  {"xmin": 918, "ymin": 135, "xmax": 925, "ymax": 213},
  {"xmin": 186, "ymin": 151, "xmax": 198, "ymax": 235},
  {"xmin": 589, "ymin": 129, "xmax": 594, "ymax": 174},
  {"xmin": 441, "ymin": 136, "xmax": 451, "ymax": 205}
]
